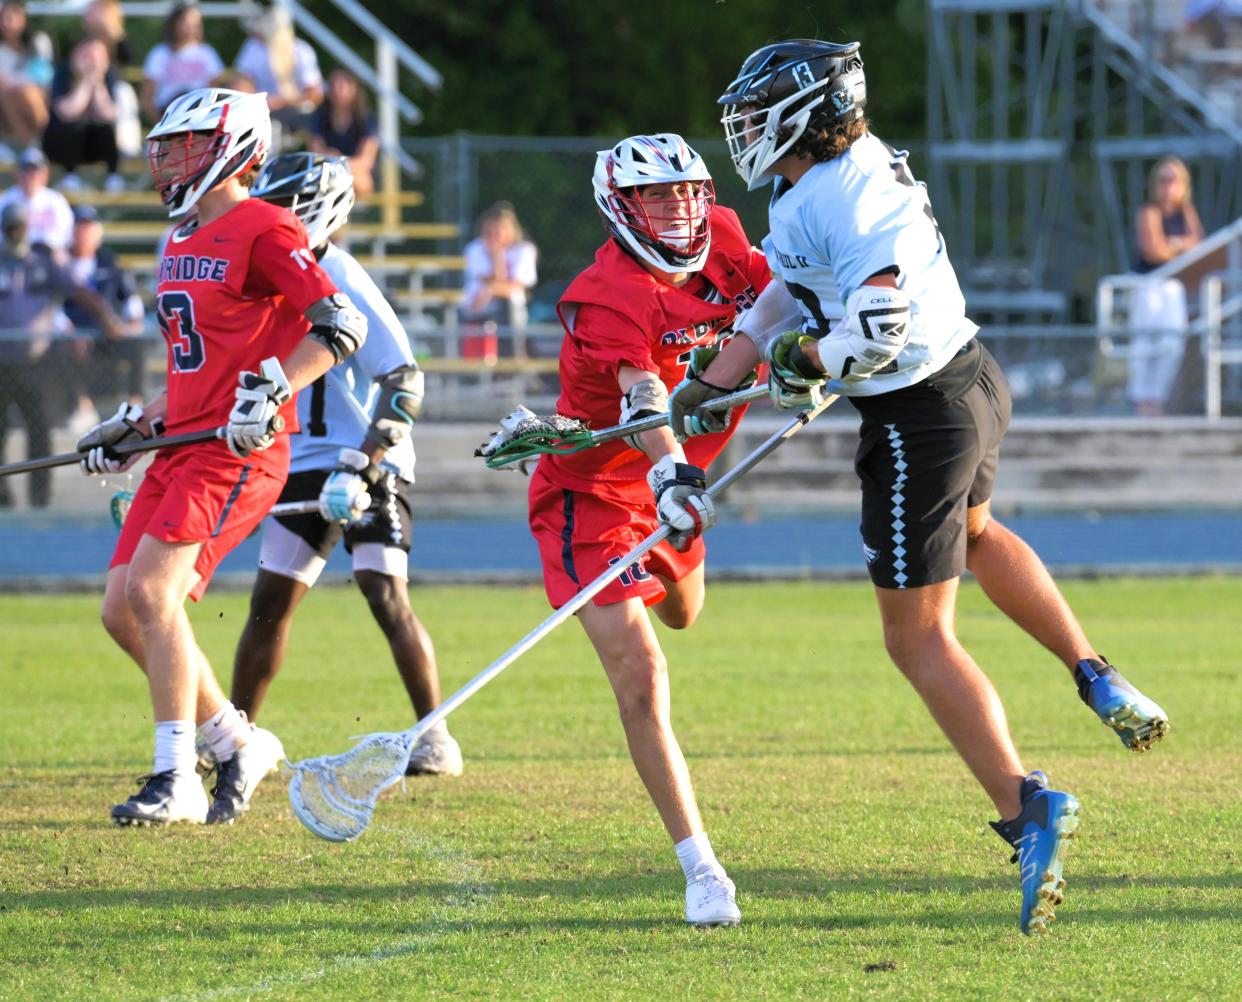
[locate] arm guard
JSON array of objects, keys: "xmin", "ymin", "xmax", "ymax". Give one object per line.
[
  {"xmin": 363, "ymin": 362, "xmax": 425, "ymax": 452},
  {"xmin": 735, "ymin": 276, "xmax": 804, "ymax": 355},
  {"xmin": 619, "ymin": 377, "xmax": 669, "ymax": 451},
  {"xmin": 306, "ymin": 292, "xmax": 368, "ymax": 364}
]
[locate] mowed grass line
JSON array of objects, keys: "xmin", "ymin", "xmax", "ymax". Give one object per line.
[{"xmin": 0, "ymin": 578, "xmax": 1239, "ymax": 1001}]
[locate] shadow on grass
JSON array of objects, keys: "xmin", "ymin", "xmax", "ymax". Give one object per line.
[{"xmin": 3, "ymin": 867, "xmax": 1239, "ymax": 932}]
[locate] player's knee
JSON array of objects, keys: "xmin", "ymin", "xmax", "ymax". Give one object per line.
[
  {"xmin": 965, "ymin": 504, "xmax": 992, "ymax": 545},
  {"xmin": 356, "ymin": 572, "xmax": 411, "ymax": 626},
  {"xmin": 124, "ymin": 574, "xmax": 179, "ymax": 625},
  {"xmin": 100, "ymin": 592, "xmax": 133, "ymax": 645},
  {"xmin": 247, "ymin": 579, "xmax": 299, "ymax": 627},
  {"xmin": 882, "ymin": 620, "xmax": 954, "ymax": 675},
  {"xmin": 607, "ymin": 652, "xmax": 668, "ymax": 723},
  {"xmin": 653, "ymin": 599, "xmax": 698, "ymax": 631}
]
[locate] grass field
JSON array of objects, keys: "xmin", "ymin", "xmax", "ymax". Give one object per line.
[{"xmin": 1, "ymin": 577, "xmax": 1239, "ymax": 1000}]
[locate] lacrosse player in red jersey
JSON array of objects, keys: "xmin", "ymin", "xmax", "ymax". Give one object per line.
[
  {"xmin": 526, "ymin": 133, "xmax": 770, "ymax": 926},
  {"xmin": 73, "ymin": 87, "xmax": 369, "ymax": 827}
]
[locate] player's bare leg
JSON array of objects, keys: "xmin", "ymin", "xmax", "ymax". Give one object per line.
[
  {"xmin": 104, "ymin": 564, "xmax": 245, "ymax": 727},
  {"xmin": 965, "ymin": 503, "xmax": 1169, "ymax": 750},
  {"xmin": 231, "ymin": 569, "xmax": 312, "ymax": 719},
  {"xmin": 874, "ymin": 578, "xmax": 1026, "ymax": 820},
  {"xmin": 650, "ymin": 562, "xmax": 705, "ymax": 631},
  {"xmin": 578, "ymin": 594, "xmax": 739, "ymax": 926},
  {"xmin": 355, "ymin": 568, "xmax": 461, "ymax": 777}
]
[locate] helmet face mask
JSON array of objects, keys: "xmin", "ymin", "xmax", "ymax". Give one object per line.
[
  {"xmin": 252, "ymin": 151, "xmax": 356, "ymax": 249},
  {"xmin": 592, "ymin": 133, "xmax": 715, "ymax": 274},
  {"xmin": 146, "ymin": 88, "xmax": 272, "ymax": 217},
  {"xmin": 719, "ymin": 40, "xmax": 866, "ymax": 190}
]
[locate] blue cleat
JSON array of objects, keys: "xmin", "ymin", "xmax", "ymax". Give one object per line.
[
  {"xmin": 1075, "ymin": 657, "xmax": 1169, "ymax": 752},
  {"xmin": 990, "ymin": 772, "xmax": 1081, "ymax": 935}
]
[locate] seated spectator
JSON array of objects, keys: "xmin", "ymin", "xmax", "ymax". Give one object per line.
[
  {"xmin": 0, "ymin": 0, "xmax": 52, "ymax": 155},
  {"xmin": 43, "ymin": 38, "xmax": 124, "ymax": 192},
  {"xmin": 235, "ymin": 4, "xmax": 322, "ymax": 144},
  {"xmin": 58, "ymin": 204, "xmax": 145, "ymax": 432},
  {"xmin": 311, "ymin": 69, "xmax": 378, "ymax": 197},
  {"xmin": 82, "ymin": 0, "xmax": 130, "ymax": 67},
  {"xmin": 141, "ymin": 2, "xmax": 223, "ymax": 122},
  {"xmin": 460, "ymin": 201, "xmax": 538, "ymax": 333},
  {"xmin": 1129, "ymin": 155, "xmax": 1206, "ymax": 416},
  {"xmin": 0, "ymin": 147, "xmax": 73, "ymax": 257}
]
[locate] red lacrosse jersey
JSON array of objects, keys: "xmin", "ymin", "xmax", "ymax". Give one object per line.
[
  {"xmin": 154, "ymin": 198, "xmax": 337, "ymax": 463},
  {"xmin": 541, "ymin": 206, "xmax": 770, "ymax": 501}
]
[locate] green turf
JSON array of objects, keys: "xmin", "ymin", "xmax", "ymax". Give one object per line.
[{"xmin": 1, "ymin": 578, "xmax": 1239, "ymax": 1001}]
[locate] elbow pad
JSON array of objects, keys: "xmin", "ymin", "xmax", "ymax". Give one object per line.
[
  {"xmin": 364, "ymin": 362, "xmax": 425, "ymax": 450},
  {"xmin": 306, "ymin": 293, "xmax": 368, "ymax": 363}
]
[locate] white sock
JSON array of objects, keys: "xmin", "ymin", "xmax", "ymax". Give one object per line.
[
  {"xmin": 419, "ymin": 718, "xmax": 450, "ymax": 743},
  {"xmin": 198, "ymin": 702, "xmax": 250, "ymax": 762},
  {"xmin": 153, "ymin": 720, "xmax": 197, "ymax": 777},
  {"xmin": 675, "ymin": 832, "xmax": 724, "ymax": 883}
]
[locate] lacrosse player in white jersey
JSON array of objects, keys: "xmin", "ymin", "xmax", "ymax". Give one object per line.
[
  {"xmin": 218, "ymin": 152, "xmax": 461, "ymax": 790},
  {"xmin": 670, "ymin": 40, "xmax": 1170, "ymax": 935}
]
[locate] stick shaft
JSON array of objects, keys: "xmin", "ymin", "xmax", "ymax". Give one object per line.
[
  {"xmin": 405, "ymin": 391, "xmax": 839, "ymax": 747},
  {"xmin": 587, "ymin": 383, "xmax": 767, "ymax": 447},
  {"xmin": 0, "ymin": 427, "xmax": 223, "ymax": 479}
]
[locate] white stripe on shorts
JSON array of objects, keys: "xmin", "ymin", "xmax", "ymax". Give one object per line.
[{"xmin": 884, "ymin": 423, "xmax": 910, "ymax": 589}]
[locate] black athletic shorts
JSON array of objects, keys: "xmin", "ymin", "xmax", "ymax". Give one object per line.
[
  {"xmin": 272, "ymin": 468, "xmax": 413, "ymax": 560},
  {"xmin": 849, "ymin": 338, "xmax": 1011, "ymax": 589}
]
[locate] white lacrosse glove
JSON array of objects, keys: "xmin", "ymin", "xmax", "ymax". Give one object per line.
[
  {"xmin": 816, "ymin": 285, "xmax": 911, "ymax": 385},
  {"xmin": 766, "ymin": 331, "xmax": 826, "ymax": 410},
  {"xmin": 226, "ymin": 357, "xmax": 292, "ymax": 458},
  {"xmin": 646, "ymin": 454, "xmax": 716, "ymax": 552},
  {"xmin": 318, "ymin": 448, "xmax": 377, "ymax": 523},
  {"xmin": 76, "ymin": 402, "xmax": 150, "ymax": 475},
  {"xmin": 476, "ymin": 405, "xmax": 538, "ymax": 459}
]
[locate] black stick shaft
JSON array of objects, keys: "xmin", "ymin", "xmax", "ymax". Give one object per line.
[{"xmin": 0, "ymin": 427, "xmax": 223, "ymax": 479}]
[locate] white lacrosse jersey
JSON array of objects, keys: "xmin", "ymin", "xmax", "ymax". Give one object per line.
[
  {"xmin": 763, "ymin": 131, "xmax": 978, "ymax": 395},
  {"xmin": 289, "ymin": 242, "xmax": 417, "ymax": 481}
]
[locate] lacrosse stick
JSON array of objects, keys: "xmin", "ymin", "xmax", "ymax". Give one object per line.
[
  {"xmin": 108, "ymin": 490, "xmax": 371, "ymax": 529},
  {"xmin": 0, "ymin": 425, "xmax": 229, "ymax": 479},
  {"xmin": 287, "ymin": 389, "xmax": 840, "ymax": 842},
  {"xmin": 475, "ymin": 383, "xmax": 769, "ymax": 470}
]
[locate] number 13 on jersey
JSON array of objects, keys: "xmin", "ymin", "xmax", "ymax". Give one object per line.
[{"xmin": 157, "ymin": 291, "xmax": 206, "ymax": 373}]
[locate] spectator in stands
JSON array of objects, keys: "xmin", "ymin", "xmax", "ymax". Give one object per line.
[
  {"xmin": 43, "ymin": 38, "xmax": 124, "ymax": 192},
  {"xmin": 141, "ymin": 2, "xmax": 223, "ymax": 122},
  {"xmin": 1185, "ymin": 0, "xmax": 1242, "ymax": 48},
  {"xmin": 311, "ymin": 69, "xmax": 377, "ymax": 197},
  {"xmin": 0, "ymin": 0, "xmax": 52, "ymax": 156},
  {"xmin": 235, "ymin": 4, "xmax": 322, "ymax": 144},
  {"xmin": 460, "ymin": 201, "xmax": 539, "ymax": 334},
  {"xmin": 1129, "ymin": 155, "xmax": 1206, "ymax": 416},
  {"xmin": 0, "ymin": 147, "xmax": 73, "ymax": 257},
  {"xmin": 61, "ymin": 205, "xmax": 145, "ymax": 432},
  {"xmin": 0, "ymin": 201, "xmax": 121, "ymax": 507},
  {"xmin": 83, "ymin": 0, "xmax": 131, "ymax": 67}
]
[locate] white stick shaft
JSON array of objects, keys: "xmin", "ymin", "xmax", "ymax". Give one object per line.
[
  {"xmin": 269, "ymin": 500, "xmax": 319, "ymax": 516},
  {"xmin": 404, "ymin": 391, "xmax": 839, "ymax": 747}
]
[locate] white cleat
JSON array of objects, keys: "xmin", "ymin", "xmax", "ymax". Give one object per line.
[
  {"xmin": 405, "ymin": 724, "xmax": 463, "ymax": 777},
  {"xmin": 112, "ymin": 770, "xmax": 209, "ymax": 826},
  {"xmin": 206, "ymin": 726, "xmax": 286, "ymax": 825},
  {"xmin": 685, "ymin": 866, "xmax": 741, "ymax": 927}
]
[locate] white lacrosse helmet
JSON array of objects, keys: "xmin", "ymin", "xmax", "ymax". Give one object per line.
[
  {"xmin": 592, "ymin": 133, "xmax": 715, "ymax": 274},
  {"xmin": 147, "ymin": 88, "xmax": 272, "ymax": 217},
  {"xmin": 252, "ymin": 152, "xmax": 356, "ymax": 248}
]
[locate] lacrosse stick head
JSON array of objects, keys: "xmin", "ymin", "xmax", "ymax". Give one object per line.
[
  {"xmin": 474, "ymin": 408, "xmax": 592, "ymax": 469},
  {"xmin": 287, "ymin": 732, "xmax": 413, "ymax": 842},
  {"xmin": 110, "ymin": 489, "xmax": 136, "ymax": 529}
]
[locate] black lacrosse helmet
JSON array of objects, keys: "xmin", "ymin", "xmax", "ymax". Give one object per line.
[{"xmin": 719, "ymin": 39, "xmax": 866, "ymax": 190}]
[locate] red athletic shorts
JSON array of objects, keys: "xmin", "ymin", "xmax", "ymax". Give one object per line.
[
  {"xmin": 528, "ymin": 463, "xmax": 705, "ymax": 609},
  {"xmin": 111, "ymin": 439, "xmax": 287, "ymax": 601}
]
